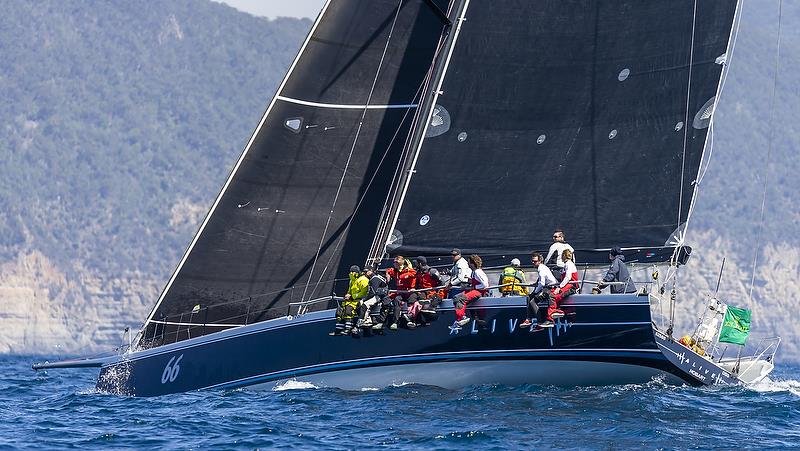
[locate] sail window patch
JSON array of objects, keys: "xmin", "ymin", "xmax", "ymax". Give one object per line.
[
  {"xmin": 537, "ymin": 134, "xmax": 546, "ymax": 145},
  {"xmin": 419, "ymin": 215, "xmax": 430, "ymax": 226},
  {"xmin": 457, "ymin": 132, "xmax": 468, "ymax": 142},
  {"xmin": 693, "ymin": 97, "xmax": 716, "ymax": 129},
  {"xmin": 608, "ymin": 129, "xmax": 618, "ymax": 140},
  {"xmin": 387, "ymin": 229, "xmax": 403, "ymax": 251},
  {"xmin": 675, "ymin": 121, "xmax": 684, "ymax": 132},
  {"xmin": 284, "ymin": 118, "xmax": 303, "ymax": 133},
  {"xmin": 618, "ymin": 68, "xmax": 630, "ymax": 82},
  {"xmin": 425, "ymin": 105, "xmax": 451, "ymax": 138}
]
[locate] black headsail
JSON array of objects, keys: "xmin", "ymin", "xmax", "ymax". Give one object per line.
[
  {"xmin": 140, "ymin": 0, "xmax": 452, "ymax": 346},
  {"xmin": 383, "ymin": 0, "xmax": 739, "ymax": 266}
]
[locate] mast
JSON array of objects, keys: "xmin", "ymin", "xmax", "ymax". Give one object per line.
[{"xmin": 369, "ymin": 0, "xmax": 470, "ymax": 263}]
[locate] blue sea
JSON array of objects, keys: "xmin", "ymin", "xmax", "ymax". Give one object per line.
[{"xmin": 0, "ymin": 355, "xmax": 798, "ymax": 449}]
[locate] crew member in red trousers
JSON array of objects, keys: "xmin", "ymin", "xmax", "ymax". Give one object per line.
[
  {"xmin": 546, "ymin": 248, "xmax": 579, "ymax": 325},
  {"xmin": 453, "ymin": 254, "xmax": 489, "ymax": 327}
]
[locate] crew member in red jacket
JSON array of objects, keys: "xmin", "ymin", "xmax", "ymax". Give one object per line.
[
  {"xmin": 386, "ymin": 255, "xmax": 417, "ymax": 330},
  {"xmin": 412, "ymin": 256, "xmax": 444, "ymax": 324}
]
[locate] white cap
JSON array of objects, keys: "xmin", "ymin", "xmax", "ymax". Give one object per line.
[{"xmin": 511, "ymin": 258, "xmax": 521, "ymax": 267}]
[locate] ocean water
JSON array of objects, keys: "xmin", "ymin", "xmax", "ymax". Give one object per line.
[{"xmin": 0, "ymin": 356, "xmax": 798, "ymax": 450}]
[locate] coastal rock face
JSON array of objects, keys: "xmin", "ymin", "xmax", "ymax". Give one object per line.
[
  {"xmin": 677, "ymin": 232, "xmax": 799, "ymax": 362},
  {"xmin": 0, "ymin": 251, "xmax": 157, "ymax": 354}
]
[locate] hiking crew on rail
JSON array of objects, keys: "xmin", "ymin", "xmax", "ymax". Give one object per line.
[{"xmin": 330, "ymin": 229, "xmax": 638, "ymax": 335}]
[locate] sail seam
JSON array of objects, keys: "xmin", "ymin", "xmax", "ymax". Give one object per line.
[
  {"xmin": 138, "ymin": 0, "xmax": 335, "ymax": 335},
  {"xmin": 276, "ymin": 95, "xmax": 418, "ymax": 110}
]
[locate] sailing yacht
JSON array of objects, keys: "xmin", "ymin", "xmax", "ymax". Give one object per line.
[{"xmin": 34, "ymin": 0, "xmax": 779, "ymax": 396}]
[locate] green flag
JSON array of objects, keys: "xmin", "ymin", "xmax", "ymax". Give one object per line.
[{"xmin": 718, "ymin": 306, "xmax": 751, "ymax": 345}]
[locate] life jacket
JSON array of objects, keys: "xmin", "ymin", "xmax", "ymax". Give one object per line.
[
  {"xmin": 417, "ymin": 266, "xmax": 441, "ymax": 288},
  {"xmin": 499, "ymin": 266, "xmax": 528, "ymax": 295},
  {"xmin": 368, "ymin": 274, "xmax": 388, "ymax": 297},
  {"xmin": 416, "ymin": 266, "xmax": 443, "ymax": 298},
  {"xmin": 470, "ymin": 269, "xmax": 489, "ymax": 295},
  {"xmin": 564, "ymin": 264, "xmax": 579, "ymax": 290},
  {"xmin": 387, "ymin": 267, "xmax": 417, "ymax": 297},
  {"xmin": 347, "ymin": 274, "xmax": 369, "ymax": 301}
]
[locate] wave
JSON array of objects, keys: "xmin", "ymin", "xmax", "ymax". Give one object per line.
[
  {"xmin": 748, "ymin": 377, "xmax": 800, "ymax": 397},
  {"xmin": 271, "ymin": 379, "xmax": 319, "ymax": 391}
]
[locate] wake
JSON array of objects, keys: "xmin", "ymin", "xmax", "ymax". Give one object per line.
[
  {"xmin": 271, "ymin": 379, "xmax": 319, "ymax": 391},
  {"xmin": 748, "ymin": 377, "xmax": 800, "ymax": 397}
]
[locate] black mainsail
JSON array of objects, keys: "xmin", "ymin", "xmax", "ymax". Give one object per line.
[
  {"xmin": 141, "ymin": 0, "xmax": 452, "ymax": 345},
  {"xmin": 384, "ymin": 1, "xmax": 738, "ymax": 265}
]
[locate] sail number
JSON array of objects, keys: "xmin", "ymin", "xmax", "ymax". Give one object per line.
[{"xmin": 161, "ymin": 354, "xmax": 184, "ymax": 384}]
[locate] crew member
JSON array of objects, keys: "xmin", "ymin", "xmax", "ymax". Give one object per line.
[
  {"xmin": 593, "ymin": 246, "xmax": 637, "ymax": 294},
  {"xmin": 359, "ymin": 265, "xmax": 388, "ymax": 329},
  {"xmin": 452, "ymin": 254, "xmax": 489, "ymax": 327},
  {"xmin": 546, "ymin": 249, "xmax": 579, "ymax": 326},
  {"xmin": 498, "ymin": 258, "xmax": 528, "ymax": 296},
  {"xmin": 520, "ymin": 253, "xmax": 558, "ymax": 329},
  {"xmin": 413, "ymin": 256, "xmax": 443, "ymax": 324},
  {"xmin": 446, "ymin": 248, "xmax": 471, "ymax": 299},
  {"xmin": 330, "ymin": 265, "xmax": 369, "ymax": 336},
  {"xmin": 544, "ymin": 229, "xmax": 575, "ymax": 281},
  {"xmin": 386, "ymin": 256, "xmax": 417, "ymax": 330}
]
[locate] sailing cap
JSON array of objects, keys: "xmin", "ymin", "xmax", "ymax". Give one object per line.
[
  {"xmin": 510, "ymin": 258, "xmax": 521, "ymax": 267},
  {"xmin": 364, "ymin": 264, "xmax": 377, "ymax": 272},
  {"xmin": 451, "ymin": 248, "xmax": 461, "ymax": 256},
  {"xmin": 349, "ymin": 265, "xmax": 361, "ymax": 273},
  {"xmin": 610, "ymin": 246, "xmax": 623, "ymax": 256},
  {"xmin": 416, "ymin": 256, "xmax": 427, "ymax": 265}
]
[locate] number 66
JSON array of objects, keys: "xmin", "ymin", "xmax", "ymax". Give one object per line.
[{"xmin": 161, "ymin": 354, "xmax": 184, "ymax": 384}]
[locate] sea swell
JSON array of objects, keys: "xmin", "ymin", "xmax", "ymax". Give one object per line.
[{"xmin": 2, "ymin": 356, "xmax": 798, "ymax": 449}]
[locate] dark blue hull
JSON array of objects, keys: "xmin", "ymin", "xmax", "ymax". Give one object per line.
[{"xmin": 95, "ymin": 294, "xmax": 709, "ymax": 396}]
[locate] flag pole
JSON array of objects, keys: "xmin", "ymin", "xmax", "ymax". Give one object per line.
[{"xmin": 733, "ymin": 346, "xmax": 743, "ymax": 374}]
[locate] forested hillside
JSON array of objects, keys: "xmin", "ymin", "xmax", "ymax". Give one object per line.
[
  {"xmin": 0, "ymin": 0, "xmax": 309, "ymax": 352},
  {"xmin": 0, "ymin": 1, "xmax": 798, "ymax": 362}
]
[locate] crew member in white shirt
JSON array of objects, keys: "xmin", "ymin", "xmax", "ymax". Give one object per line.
[
  {"xmin": 544, "ymin": 229, "xmax": 575, "ymax": 280},
  {"xmin": 520, "ymin": 253, "xmax": 558, "ymax": 328},
  {"xmin": 452, "ymin": 254, "xmax": 489, "ymax": 327},
  {"xmin": 446, "ymin": 248, "xmax": 471, "ymax": 299}
]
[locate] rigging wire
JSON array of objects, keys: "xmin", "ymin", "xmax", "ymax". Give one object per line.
[
  {"xmin": 667, "ymin": 0, "xmax": 699, "ymax": 332},
  {"xmin": 305, "ymin": 0, "xmax": 453, "ymax": 299},
  {"xmin": 696, "ymin": 0, "xmax": 746, "ymax": 186},
  {"xmin": 300, "ymin": 0, "xmax": 406, "ymax": 302},
  {"xmin": 676, "ymin": 0, "xmax": 699, "ymax": 234},
  {"xmin": 306, "ymin": 80, "xmax": 432, "ymax": 300},
  {"xmin": 748, "ymin": 0, "xmax": 783, "ymax": 304}
]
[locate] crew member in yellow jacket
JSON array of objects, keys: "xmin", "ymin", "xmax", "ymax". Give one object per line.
[
  {"xmin": 498, "ymin": 258, "xmax": 529, "ymax": 296},
  {"xmin": 330, "ymin": 265, "xmax": 369, "ymax": 336}
]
